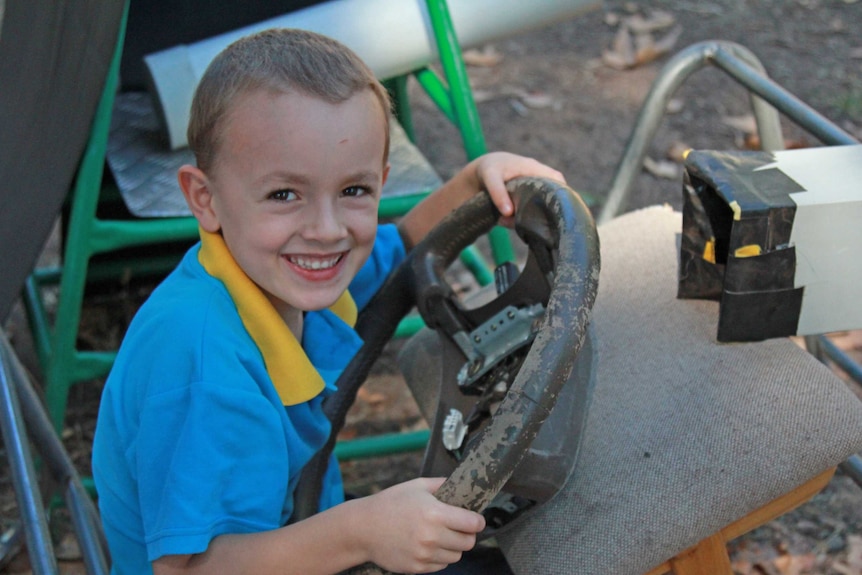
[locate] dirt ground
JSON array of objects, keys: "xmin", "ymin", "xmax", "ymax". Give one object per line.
[{"xmin": 3, "ymin": 0, "xmax": 862, "ymax": 573}]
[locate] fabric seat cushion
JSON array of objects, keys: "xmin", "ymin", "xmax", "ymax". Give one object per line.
[{"xmin": 497, "ymin": 205, "xmax": 862, "ymax": 575}]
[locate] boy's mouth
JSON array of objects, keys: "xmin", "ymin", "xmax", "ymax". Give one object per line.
[{"xmin": 287, "ymin": 253, "xmax": 344, "ymax": 271}]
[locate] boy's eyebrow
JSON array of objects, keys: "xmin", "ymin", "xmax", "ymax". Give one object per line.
[
  {"xmin": 254, "ymin": 169, "xmax": 384, "ymax": 188},
  {"xmin": 345, "ymin": 170, "xmax": 383, "ymax": 184},
  {"xmin": 254, "ymin": 171, "xmax": 312, "ymax": 187}
]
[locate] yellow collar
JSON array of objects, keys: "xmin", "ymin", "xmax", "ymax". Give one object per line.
[{"xmin": 197, "ymin": 228, "xmax": 357, "ymax": 405}]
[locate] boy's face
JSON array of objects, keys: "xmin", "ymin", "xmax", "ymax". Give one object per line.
[{"xmin": 198, "ymin": 89, "xmax": 388, "ymax": 321}]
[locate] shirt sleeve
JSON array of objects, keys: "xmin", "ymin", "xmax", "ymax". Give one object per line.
[
  {"xmin": 136, "ymin": 377, "xmax": 290, "ymax": 560},
  {"xmin": 348, "ymin": 223, "xmax": 406, "ymax": 311}
]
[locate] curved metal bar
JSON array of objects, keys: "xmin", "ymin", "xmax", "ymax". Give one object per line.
[
  {"xmin": 711, "ymin": 48, "xmax": 859, "ymax": 147},
  {"xmin": 0, "ymin": 332, "xmax": 58, "ymax": 575},
  {"xmin": 0, "ymin": 330, "xmax": 110, "ymax": 574},
  {"xmin": 598, "ymin": 40, "xmax": 860, "ymax": 224},
  {"xmin": 597, "ymin": 40, "xmax": 795, "ymax": 224}
]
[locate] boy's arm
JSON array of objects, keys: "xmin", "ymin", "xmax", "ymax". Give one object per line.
[
  {"xmin": 397, "ymin": 152, "xmax": 565, "ymax": 250},
  {"xmin": 152, "ymin": 477, "xmax": 484, "ymax": 575}
]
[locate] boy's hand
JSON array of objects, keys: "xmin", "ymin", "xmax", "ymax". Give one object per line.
[
  {"xmin": 398, "ymin": 151, "xmax": 565, "ymax": 249},
  {"xmin": 353, "ymin": 477, "xmax": 485, "ymax": 573},
  {"xmin": 473, "ymin": 152, "xmax": 566, "ymax": 226}
]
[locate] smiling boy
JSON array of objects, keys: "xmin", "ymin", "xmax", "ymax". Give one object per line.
[{"xmin": 92, "ymin": 28, "xmax": 564, "ymax": 575}]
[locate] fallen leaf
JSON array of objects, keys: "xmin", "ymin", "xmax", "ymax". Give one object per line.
[
  {"xmin": 742, "ymin": 133, "xmax": 810, "ymax": 151},
  {"xmin": 55, "ymin": 532, "xmax": 82, "ymax": 561},
  {"xmin": 753, "ymin": 560, "xmax": 782, "ymax": 575},
  {"xmin": 624, "ymin": 10, "xmax": 677, "ymax": 34},
  {"xmin": 773, "ymin": 553, "xmax": 816, "ymax": 575},
  {"xmin": 643, "ymin": 156, "xmax": 680, "ymax": 179},
  {"xmin": 357, "ymin": 388, "xmax": 387, "ymax": 406},
  {"xmin": 471, "ymin": 88, "xmax": 496, "ymax": 104},
  {"xmin": 666, "ymin": 98, "xmax": 685, "ymax": 114},
  {"xmin": 603, "ymin": 25, "xmax": 636, "ymax": 69},
  {"xmin": 518, "ymin": 91, "xmax": 555, "ymax": 109},
  {"xmin": 463, "ymin": 45, "xmax": 503, "ymax": 68},
  {"xmin": 832, "ymin": 562, "xmax": 861, "ymax": 575},
  {"xmin": 847, "ymin": 535, "xmax": 862, "ymax": 570},
  {"xmin": 722, "ymin": 114, "xmax": 758, "ymax": 133},
  {"xmin": 604, "ymin": 11, "xmax": 621, "ymax": 26}
]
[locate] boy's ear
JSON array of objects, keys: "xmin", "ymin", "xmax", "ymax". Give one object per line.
[
  {"xmin": 382, "ymin": 163, "xmax": 390, "ymax": 188},
  {"xmin": 178, "ymin": 165, "xmax": 220, "ymax": 233}
]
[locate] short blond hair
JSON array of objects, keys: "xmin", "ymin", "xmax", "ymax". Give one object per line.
[{"xmin": 187, "ymin": 28, "xmax": 392, "ymax": 172}]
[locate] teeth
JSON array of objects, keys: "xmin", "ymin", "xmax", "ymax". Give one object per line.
[{"xmin": 290, "ymin": 254, "xmax": 341, "ymax": 271}]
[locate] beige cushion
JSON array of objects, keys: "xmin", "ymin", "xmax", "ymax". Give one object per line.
[{"xmin": 497, "ymin": 206, "xmax": 862, "ymax": 575}]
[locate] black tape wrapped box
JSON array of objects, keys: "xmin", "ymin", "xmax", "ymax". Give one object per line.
[{"xmin": 678, "ymin": 145, "xmax": 862, "ymax": 342}]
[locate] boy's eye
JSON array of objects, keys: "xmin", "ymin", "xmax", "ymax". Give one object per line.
[
  {"xmin": 342, "ymin": 185, "xmax": 371, "ymax": 198},
  {"xmin": 268, "ymin": 189, "xmax": 297, "ymax": 202}
]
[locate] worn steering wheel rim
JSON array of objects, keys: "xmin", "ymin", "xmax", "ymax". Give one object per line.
[{"xmin": 293, "ymin": 178, "xmax": 600, "ymax": 574}]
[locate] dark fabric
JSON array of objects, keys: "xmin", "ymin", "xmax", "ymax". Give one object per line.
[
  {"xmin": 0, "ymin": 0, "xmax": 125, "ymax": 320},
  {"xmin": 438, "ymin": 545, "xmax": 514, "ymax": 575},
  {"xmin": 121, "ymin": 0, "xmax": 326, "ymax": 89}
]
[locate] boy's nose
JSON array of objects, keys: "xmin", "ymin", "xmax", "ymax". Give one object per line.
[{"xmin": 304, "ymin": 201, "xmax": 347, "ymax": 242}]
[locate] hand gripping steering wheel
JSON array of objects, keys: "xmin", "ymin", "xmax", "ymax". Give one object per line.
[{"xmin": 292, "ymin": 177, "xmax": 600, "ymax": 575}]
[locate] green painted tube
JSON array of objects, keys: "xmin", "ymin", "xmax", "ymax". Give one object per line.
[{"xmin": 335, "ymin": 429, "xmax": 430, "ymax": 461}]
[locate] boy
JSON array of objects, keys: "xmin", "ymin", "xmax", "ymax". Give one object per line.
[{"xmin": 92, "ymin": 28, "xmax": 564, "ymax": 574}]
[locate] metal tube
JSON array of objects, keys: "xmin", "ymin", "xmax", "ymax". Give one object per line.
[
  {"xmin": 66, "ymin": 484, "xmax": 110, "ymax": 575},
  {"xmin": 335, "ymin": 430, "xmax": 430, "ymax": 461},
  {"xmin": 840, "ymin": 454, "xmax": 862, "ymax": 488},
  {"xmin": 815, "ymin": 335, "xmax": 862, "ymax": 387},
  {"xmin": 0, "ymin": 334, "xmax": 58, "ymax": 575},
  {"xmin": 597, "ymin": 41, "xmax": 784, "ymax": 224},
  {"xmin": 12, "ymin": 356, "xmax": 105, "ymax": 530},
  {"xmin": 711, "ymin": 48, "xmax": 858, "ymax": 147}
]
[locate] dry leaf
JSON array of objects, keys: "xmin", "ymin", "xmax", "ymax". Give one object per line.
[
  {"xmin": 643, "ymin": 156, "xmax": 680, "ymax": 179},
  {"xmin": 356, "ymin": 387, "xmax": 387, "ymax": 406},
  {"xmin": 625, "ymin": 10, "xmax": 677, "ymax": 34},
  {"xmin": 603, "ymin": 25, "xmax": 636, "ymax": 69},
  {"xmin": 632, "ymin": 26, "xmax": 681, "ymax": 66},
  {"xmin": 722, "ymin": 114, "xmax": 758, "ymax": 133},
  {"xmin": 753, "ymin": 560, "xmax": 782, "ymax": 575},
  {"xmin": 504, "ymin": 88, "xmax": 557, "ymax": 109},
  {"xmin": 742, "ymin": 133, "xmax": 810, "ymax": 151},
  {"xmin": 773, "ymin": 553, "xmax": 816, "ymax": 575},
  {"xmin": 55, "ymin": 532, "xmax": 82, "ymax": 561},
  {"xmin": 604, "ymin": 11, "xmax": 621, "ymax": 26},
  {"xmin": 463, "ymin": 45, "xmax": 503, "ymax": 68},
  {"xmin": 666, "ymin": 98, "xmax": 685, "ymax": 114},
  {"xmin": 847, "ymin": 535, "xmax": 862, "ymax": 570},
  {"xmin": 832, "ymin": 562, "xmax": 861, "ymax": 575}
]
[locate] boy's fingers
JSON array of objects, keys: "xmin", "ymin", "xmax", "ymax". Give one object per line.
[
  {"xmin": 483, "ymin": 178, "xmax": 514, "ymax": 216},
  {"xmin": 417, "ymin": 476, "xmax": 447, "ymax": 493},
  {"xmin": 441, "ymin": 505, "xmax": 486, "ymax": 534}
]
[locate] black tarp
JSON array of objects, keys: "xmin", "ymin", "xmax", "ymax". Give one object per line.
[{"xmin": 0, "ymin": 0, "xmax": 125, "ymax": 320}]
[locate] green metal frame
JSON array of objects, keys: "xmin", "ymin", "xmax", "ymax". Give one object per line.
[
  {"xmin": 22, "ymin": 0, "xmax": 510, "ymax": 458},
  {"xmin": 23, "ymin": 2, "xmax": 200, "ymax": 431}
]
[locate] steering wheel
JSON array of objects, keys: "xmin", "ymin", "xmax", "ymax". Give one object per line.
[{"xmin": 292, "ymin": 177, "xmax": 600, "ymax": 575}]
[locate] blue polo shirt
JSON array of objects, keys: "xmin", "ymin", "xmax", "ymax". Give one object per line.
[{"xmin": 92, "ymin": 224, "xmax": 405, "ymax": 574}]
